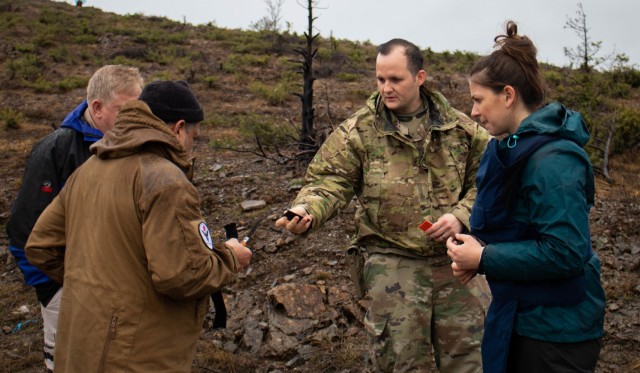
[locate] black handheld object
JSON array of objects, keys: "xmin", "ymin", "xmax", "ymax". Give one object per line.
[
  {"xmin": 224, "ymin": 223, "xmax": 238, "ymax": 240},
  {"xmin": 283, "ymin": 210, "xmax": 304, "ymax": 221},
  {"xmin": 210, "ymin": 223, "xmax": 238, "ymax": 330}
]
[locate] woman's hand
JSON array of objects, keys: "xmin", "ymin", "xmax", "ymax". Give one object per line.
[
  {"xmin": 451, "ymin": 261, "xmax": 478, "ymax": 285},
  {"xmin": 446, "ymin": 233, "xmax": 484, "ymax": 271}
]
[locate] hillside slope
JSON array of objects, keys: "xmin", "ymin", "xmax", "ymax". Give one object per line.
[{"xmin": 0, "ymin": 1, "xmax": 638, "ymax": 372}]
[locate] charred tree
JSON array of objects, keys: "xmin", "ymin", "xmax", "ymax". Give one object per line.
[
  {"xmin": 293, "ymin": 0, "xmax": 319, "ymax": 159},
  {"xmin": 588, "ymin": 114, "xmax": 615, "ymax": 183}
]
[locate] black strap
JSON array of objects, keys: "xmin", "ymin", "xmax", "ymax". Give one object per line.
[
  {"xmin": 210, "ymin": 291, "xmax": 227, "ymax": 329},
  {"xmin": 210, "ymin": 223, "xmax": 239, "ymax": 330}
]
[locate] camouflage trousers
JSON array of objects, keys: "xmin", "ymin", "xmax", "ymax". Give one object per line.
[{"xmin": 362, "ymin": 253, "xmax": 491, "ymax": 373}]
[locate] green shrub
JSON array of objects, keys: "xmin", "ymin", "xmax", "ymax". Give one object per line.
[
  {"xmin": 149, "ymin": 72, "xmax": 173, "ymax": 82},
  {"xmin": 28, "ymin": 77, "xmax": 54, "ymax": 93},
  {"xmin": 544, "ymin": 70, "xmax": 564, "ymax": 87},
  {"xmin": 336, "ymin": 72, "xmax": 359, "ymax": 82},
  {"xmin": 72, "ymin": 34, "xmax": 97, "ymax": 44},
  {"xmin": 451, "ymin": 50, "xmax": 478, "ymax": 71},
  {"xmin": 145, "ymin": 45, "xmax": 188, "ymax": 65},
  {"xmin": 38, "ymin": 8, "xmax": 64, "ymax": 25},
  {"xmin": 237, "ymin": 113, "xmax": 296, "ymax": 148},
  {"xmin": 234, "ymin": 53, "xmax": 270, "ymax": 67},
  {"xmin": 14, "ymin": 43, "xmax": 36, "ymax": 53},
  {"xmin": 612, "ymin": 107, "xmax": 640, "ymax": 153},
  {"xmin": 611, "ymin": 67, "xmax": 640, "ymax": 88},
  {"xmin": 137, "ymin": 30, "xmax": 188, "ymax": 45},
  {"xmin": 49, "ymin": 46, "xmax": 69, "ymax": 63},
  {"xmin": 110, "ymin": 55, "xmax": 143, "ymax": 67},
  {"xmin": 202, "ymin": 112, "xmax": 230, "ymax": 128},
  {"xmin": 346, "ymin": 47, "xmax": 367, "ymax": 65},
  {"xmin": 223, "ymin": 53, "xmax": 270, "ymax": 74},
  {"xmin": 276, "ymin": 56, "xmax": 298, "ymax": 69},
  {"xmin": 610, "ymin": 82, "xmax": 631, "ymax": 99},
  {"xmin": 57, "ymin": 75, "xmax": 87, "ymax": 92},
  {"xmin": 231, "ymin": 38, "xmax": 271, "ymax": 54},
  {"xmin": 315, "ymin": 47, "xmax": 332, "ymax": 61},
  {"xmin": 249, "ymin": 82, "xmax": 289, "ymax": 106},
  {"xmin": 1, "ymin": 108, "xmax": 23, "ymax": 130},
  {"xmin": 145, "ymin": 50, "xmax": 173, "ymax": 66},
  {"xmin": 202, "ymin": 75, "xmax": 220, "ymax": 89},
  {"xmin": 279, "ymin": 69, "xmax": 298, "ymax": 83},
  {"xmin": 0, "ymin": 12, "xmax": 20, "ymax": 33},
  {"xmin": 167, "ymin": 31, "xmax": 189, "ymax": 44},
  {"xmin": 203, "ymin": 27, "xmax": 229, "ymax": 41},
  {"xmin": 350, "ymin": 88, "xmax": 372, "ymax": 101},
  {"xmin": 7, "ymin": 54, "xmax": 43, "ymax": 82}
]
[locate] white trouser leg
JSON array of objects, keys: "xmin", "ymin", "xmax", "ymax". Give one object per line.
[{"xmin": 41, "ymin": 287, "xmax": 62, "ymax": 372}]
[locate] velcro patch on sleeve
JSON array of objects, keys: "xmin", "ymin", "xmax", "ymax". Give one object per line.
[{"xmin": 198, "ymin": 222, "xmax": 213, "ymax": 250}]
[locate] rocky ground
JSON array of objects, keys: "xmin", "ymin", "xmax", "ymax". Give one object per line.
[
  {"xmin": 0, "ymin": 120, "xmax": 639, "ymax": 373},
  {"xmin": 1, "ymin": 2, "xmax": 638, "ymax": 371}
]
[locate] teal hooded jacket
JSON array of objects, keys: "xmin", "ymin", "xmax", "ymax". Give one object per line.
[{"xmin": 476, "ymin": 101, "xmax": 605, "ymax": 343}]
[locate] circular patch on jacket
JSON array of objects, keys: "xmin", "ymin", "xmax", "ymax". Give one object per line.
[{"xmin": 198, "ymin": 222, "xmax": 213, "ymax": 250}]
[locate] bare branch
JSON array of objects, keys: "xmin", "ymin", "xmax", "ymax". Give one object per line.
[{"xmin": 563, "ymin": 2, "xmax": 606, "ymax": 72}]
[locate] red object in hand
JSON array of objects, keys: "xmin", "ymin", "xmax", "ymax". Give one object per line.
[{"xmin": 418, "ymin": 220, "xmax": 433, "ymax": 231}]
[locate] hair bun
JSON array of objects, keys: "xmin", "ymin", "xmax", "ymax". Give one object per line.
[{"xmin": 506, "ymin": 21, "xmax": 518, "ymax": 38}]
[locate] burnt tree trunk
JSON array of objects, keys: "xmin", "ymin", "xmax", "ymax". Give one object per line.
[
  {"xmin": 588, "ymin": 115, "xmax": 615, "ymax": 184},
  {"xmin": 293, "ymin": 0, "xmax": 319, "ymax": 157},
  {"xmin": 601, "ymin": 118, "xmax": 614, "ymax": 182}
]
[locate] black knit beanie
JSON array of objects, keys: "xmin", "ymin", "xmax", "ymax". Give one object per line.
[{"xmin": 139, "ymin": 80, "xmax": 204, "ymax": 123}]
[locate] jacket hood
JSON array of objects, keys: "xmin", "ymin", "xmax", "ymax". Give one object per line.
[
  {"xmin": 90, "ymin": 100, "xmax": 192, "ymax": 174},
  {"xmin": 60, "ymin": 100, "xmax": 103, "ymax": 143},
  {"xmin": 516, "ymin": 101, "xmax": 590, "ymax": 147}
]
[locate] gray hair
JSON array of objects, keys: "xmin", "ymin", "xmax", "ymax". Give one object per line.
[{"xmin": 86, "ymin": 65, "xmax": 144, "ymax": 104}]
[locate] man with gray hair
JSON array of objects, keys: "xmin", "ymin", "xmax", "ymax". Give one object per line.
[
  {"xmin": 6, "ymin": 64, "xmax": 143, "ymax": 373},
  {"xmin": 26, "ymin": 80, "xmax": 251, "ymax": 372}
]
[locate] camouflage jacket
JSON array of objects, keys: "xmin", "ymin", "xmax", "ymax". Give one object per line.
[{"xmin": 293, "ymin": 87, "xmax": 489, "ymax": 257}]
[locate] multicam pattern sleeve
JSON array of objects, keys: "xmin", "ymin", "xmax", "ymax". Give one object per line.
[
  {"xmin": 293, "ymin": 90, "xmax": 489, "ymax": 256},
  {"xmin": 293, "ymin": 109, "xmax": 368, "ymax": 229}
]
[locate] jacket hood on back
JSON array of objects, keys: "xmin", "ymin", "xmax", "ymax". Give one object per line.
[
  {"xmin": 517, "ymin": 101, "xmax": 590, "ymax": 147},
  {"xmin": 90, "ymin": 100, "xmax": 192, "ymax": 174}
]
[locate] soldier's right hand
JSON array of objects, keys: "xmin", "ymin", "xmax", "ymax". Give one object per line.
[
  {"xmin": 225, "ymin": 238, "xmax": 252, "ymax": 269},
  {"xmin": 275, "ymin": 205, "xmax": 312, "ymax": 235}
]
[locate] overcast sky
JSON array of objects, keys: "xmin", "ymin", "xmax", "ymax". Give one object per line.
[{"xmin": 73, "ymin": 0, "xmax": 637, "ymax": 68}]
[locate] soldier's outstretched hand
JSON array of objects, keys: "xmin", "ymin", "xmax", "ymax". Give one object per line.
[{"xmin": 275, "ymin": 205, "xmax": 312, "ymax": 235}]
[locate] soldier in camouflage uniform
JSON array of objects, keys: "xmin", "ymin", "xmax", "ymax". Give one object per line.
[{"xmin": 276, "ymin": 39, "xmax": 490, "ymax": 372}]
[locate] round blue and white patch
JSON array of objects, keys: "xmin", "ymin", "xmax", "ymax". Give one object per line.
[{"xmin": 198, "ymin": 222, "xmax": 213, "ymax": 250}]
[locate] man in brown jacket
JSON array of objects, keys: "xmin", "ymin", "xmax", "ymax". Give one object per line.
[{"xmin": 26, "ymin": 80, "xmax": 252, "ymax": 372}]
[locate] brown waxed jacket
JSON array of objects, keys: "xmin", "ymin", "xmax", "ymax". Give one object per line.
[{"xmin": 26, "ymin": 100, "xmax": 238, "ymax": 372}]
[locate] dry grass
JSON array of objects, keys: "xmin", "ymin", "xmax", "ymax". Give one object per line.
[
  {"xmin": 302, "ymin": 337, "xmax": 369, "ymax": 372},
  {"xmin": 193, "ymin": 338, "xmax": 261, "ymax": 373},
  {"xmin": 0, "ymin": 280, "xmax": 42, "ymax": 372},
  {"xmin": 601, "ymin": 150, "xmax": 640, "ymax": 199}
]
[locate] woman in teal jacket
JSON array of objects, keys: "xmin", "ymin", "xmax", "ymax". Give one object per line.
[{"xmin": 446, "ymin": 21, "xmax": 605, "ymax": 373}]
